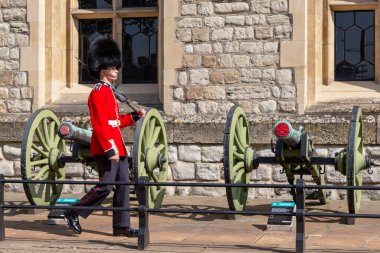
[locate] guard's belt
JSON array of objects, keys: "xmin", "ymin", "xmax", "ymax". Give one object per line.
[{"xmin": 108, "ymin": 120, "xmax": 120, "ymax": 127}]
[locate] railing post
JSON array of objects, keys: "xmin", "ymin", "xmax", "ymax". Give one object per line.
[
  {"xmin": 137, "ymin": 176, "xmax": 149, "ymax": 250},
  {"xmin": 0, "ymin": 174, "xmax": 4, "ymax": 241},
  {"xmin": 296, "ymin": 179, "xmax": 305, "ymax": 253}
]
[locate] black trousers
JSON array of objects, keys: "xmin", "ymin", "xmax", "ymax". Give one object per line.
[{"xmin": 73, "ymin": 156, "xmax": 131, "ymax": 228}]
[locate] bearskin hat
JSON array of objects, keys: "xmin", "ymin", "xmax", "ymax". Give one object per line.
[{"xmin": 88, "ymin": 36, "xmax": 122, "ymax": 77}]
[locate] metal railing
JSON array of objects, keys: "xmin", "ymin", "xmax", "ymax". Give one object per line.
[{"xmin": 1, "ymin": 175, "xmax": 380, "ymax": 252}]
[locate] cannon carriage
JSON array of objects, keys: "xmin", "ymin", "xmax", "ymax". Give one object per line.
[
  {"xmin": 223, "ymin": 105, "xmax": 372, "ymax": 221},
  {"xmin": 20, "ymin": 107, "xmax": 169, "ymax": 209}
]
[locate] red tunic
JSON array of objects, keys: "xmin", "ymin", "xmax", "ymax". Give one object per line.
[{"xmin": 88, "ymin": 82, "xmax": 135, "ymax": 157}]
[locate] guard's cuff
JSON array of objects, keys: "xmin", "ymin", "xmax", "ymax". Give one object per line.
[
  {"xmin": 105, "ymin": 139, "xmax": 118, "ymax": 157},
  {"xmin": 105, "ymin": 148, "xmax": 117, "ymax": 157},
  {"xmin": 131, "ymin": 111, "xmax": 140, "ymax": 122}
]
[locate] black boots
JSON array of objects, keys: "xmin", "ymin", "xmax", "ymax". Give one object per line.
[
  {"xmin": 113, "ymin": 227, "xmax": 139, "ymax": 237},
  {"xmin": 64, "ymin": 209, "xmax": 138, "ymax": 237},
  {"xmin": 64, "ymin": 210, "xmax": 82, "ymax": 234}
]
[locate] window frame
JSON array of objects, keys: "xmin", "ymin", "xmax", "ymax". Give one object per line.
[
  {"xmin": 77, "ymin": 18, "xmax": 113, "ymax": 84},
  {"xmin": 121, "ymin": 17, "xmax": 159, "ymax": 84},
  {"xmin": 70, "ymin": 0, "xmax": 160, "ymax": 101},
  {"xmin": 22, "ymin": 0, "xmax": 180, "ymax": 113},
  {"xmin": 333, "ymin": 10, "xmax": 375, "ymax": 82},
  {"xmin": 280, "ymin": 0, "xmax": 380, "ymax": 113},
  {"xmin": 324, "ymin": 0, "xmax": 379, "ymax": 86},
  {"xmin": 315, "ymin": 0, "xmax": 380, "ymax": 103}
]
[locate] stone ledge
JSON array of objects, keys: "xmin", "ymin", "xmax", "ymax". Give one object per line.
[
  {"xmin": 306, "ymin": 101, "xmax": 380, "ymax": 115},
  {"xmin": 1, "ymin": 110, "xmax": 378, "ymax": 145},
  {"xmin": 165, "ymin": 113, "xmax": 377, "ymax": 145}
]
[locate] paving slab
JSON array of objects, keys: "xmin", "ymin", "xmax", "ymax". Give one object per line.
[{"xmin": 0, "ymin": 193, "xmax": 379, "ymax": 252}]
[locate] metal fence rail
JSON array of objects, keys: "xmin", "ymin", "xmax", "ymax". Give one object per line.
[{"xmin": 1, "ymin": 175, "xmax": 380, "ymax": 252}]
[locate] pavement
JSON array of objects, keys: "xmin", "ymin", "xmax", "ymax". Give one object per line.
[{"xmin": 1, "ymin": 193, "xmax": 380, "ymax": 253}]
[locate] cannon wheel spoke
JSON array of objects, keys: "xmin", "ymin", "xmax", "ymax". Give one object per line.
[
  {"xmin": 347, "ymin": 106, "xmax": 365, "ymax": 216},
  {"xmin": 223, "ymin": 105, "xmax": 251, "ymax": 211},
  {"xmin": 132, "ymin": 108, "xmax": 168, "ymax": 209},
  {"xmin": 21, "ymin": 109, "xmax": 66, "ymax": 206}
]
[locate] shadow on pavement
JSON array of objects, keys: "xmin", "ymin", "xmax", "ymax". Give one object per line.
[
  {"xmin": 144, "ymin": 242, "xmax": 296, "ymax": 253},
  {"xmin": 88, "ymin": 240, "xmax": 137, "ymax": 249},
  {"xmin": 4, "ymin": 219, "xmax": 113, "ymax": 237},
  {"xmin": 153, "ymin": 203, "xmax": 274, "ymax": 221}
]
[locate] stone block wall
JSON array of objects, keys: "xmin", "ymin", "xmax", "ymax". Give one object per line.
[
  {"xmin": 173, "ymin": 0, "xmax": 295, "ymax": 115},
  {"xmin": 166, "ymin": 145, "xmax": 380, "ymax": 201},
  {"xmin": 1, "ymin": 112, "xmax": 380, "ymax": 204},
  {"xmin": 2, "ymin": 141, "xmax": 380, "ymax": 202},
  {"xmin": 0, "ymin": 0, "xmax": 31, "ymax": 113}
]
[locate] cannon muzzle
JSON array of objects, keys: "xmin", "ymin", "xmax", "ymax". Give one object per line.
[
  {"xmin": 58, "ymin": 122, "xmax": 92, "ymax": 147},
  {"xmin": 273, "ymin": 121, "xmax": 303, "ymax": 147}
]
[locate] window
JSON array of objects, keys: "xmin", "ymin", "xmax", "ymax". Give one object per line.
[
  {"xmin": 280, "ymin": 0, "xmax": 380, "ymax": 113},
  {"xmin": 72, "ymin": 0, "xmax": 160, "ymax": 105},
  {"xmin": 79, "ymin": 19, "xmax": 112, "ymax": 83},
  {"xmin": 23, "ymin": 1, "xmax": 180, "ymax": 112},
  {"xmin": 319, "ymin": 1, "xmax": 380, "ymax": 103},
  {"xmin": 122, "ymin": 17, "xmax": 158, "ymax": 84},
  {"xmin": 335, "ymin": 11, "xmax": 374, "ymax": 81}
]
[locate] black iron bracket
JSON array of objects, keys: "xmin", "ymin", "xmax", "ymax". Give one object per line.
[
  {"xmin": 0, "ymin": 175, "xmax": 4, "ymax": 241},
  {"xmin": 296, "ymin": 179, "xmax": 305, "ymax": 253},
  {"xmin": 137, "ymin": 176, "xmax": 150, "ymax": 250}
]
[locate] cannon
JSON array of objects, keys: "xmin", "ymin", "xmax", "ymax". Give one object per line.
[
  {"xmin": 223, "ymin": 105, "xmax": 372, "ymax": 221},
  {"xmin": 20, "ymin": 107, "xmax": 169, "ymax": 209}
]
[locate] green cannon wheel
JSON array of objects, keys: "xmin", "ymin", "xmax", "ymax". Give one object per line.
[
  {"xmin": 132, "ymin": 108, "xmax": 168, "ymax": 209},
  {"xmin": 224, "ymin": 105, "xmax": 256, "ymax": 211},
  {"xmin": 347, "ymin": 106, "xmax": 365, "ymax": 214},
  {"xmin": 21, "ymin": 109, "xmax": 66, "ymax": 205}
]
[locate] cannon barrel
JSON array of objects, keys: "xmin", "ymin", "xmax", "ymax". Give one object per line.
[
  {"xmin": 58, "ymin": 122, "xmax": 92, "ymax": 147},
  {"xmin": 273, "ymin": 121, "xmax": 303, "ymax": 147}
]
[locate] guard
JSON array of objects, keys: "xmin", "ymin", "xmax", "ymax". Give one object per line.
[{"xmin": 64, "ymin": 36, "xmax": 145, "ymax": 237}]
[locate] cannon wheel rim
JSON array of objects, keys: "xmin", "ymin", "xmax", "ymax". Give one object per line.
[
  {"xmin": 132, "ymin": 108, "xmax": 168, "ymax": 209},
  {"xmin": 347, "ymin": 106, "xmax": 364, "ymax": 214},
  {"xmin": 21, "ymin": 109, "xmax": 66, "ymax": 205},
  {"xmin": 223, "ymin": 105, "xmax": 251, "ymax": 211}
]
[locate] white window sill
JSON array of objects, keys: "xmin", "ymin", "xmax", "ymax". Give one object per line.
[
  {"xmin": 316, "ymin": 81, "xmax": 380, "ymax": 103},
  {"xmin": 49, "ymin": 83, "xmax": 160, "ymax": 110}
]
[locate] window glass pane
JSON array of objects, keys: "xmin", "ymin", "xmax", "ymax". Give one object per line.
[
  {"xmin": 365, "ymin": 26, "xmax": 374, "ymax": 64},
  {"xmin": 122, "ymin": 18, "xmax": 158, "ymax": 83},
  {"xmin": 335, "ymin": 12, "xmax": 354, "ymax": 30},
  {"xmin": 79, "ymin": 0, "xmax": 112, "ymax": 9},
  {"xmin": 79, "ymin": 19, "xmax": 112, "ymax": 83},
  {"xmin": 335, "ymin": 11, "xmax": 374, "ymax": 81},
  {"xmin": 122, "ymin": 0, "xmax": 157, "ymax": 8}
]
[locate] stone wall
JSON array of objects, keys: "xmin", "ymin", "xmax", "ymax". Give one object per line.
[
  {"xmin": 2, "ymin": 141, "xmax": 380, "ymax": 201},
  {"xmin": 0, "ymin": 0, "xmax": 31, "ymax": 113},
  {"xmin": 1, "ymin": 112, "xmax": 380, "ymax": 203},
  {"xmin": 173, "ymin": 0, "xmax": 295, "ymax": 115}
]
